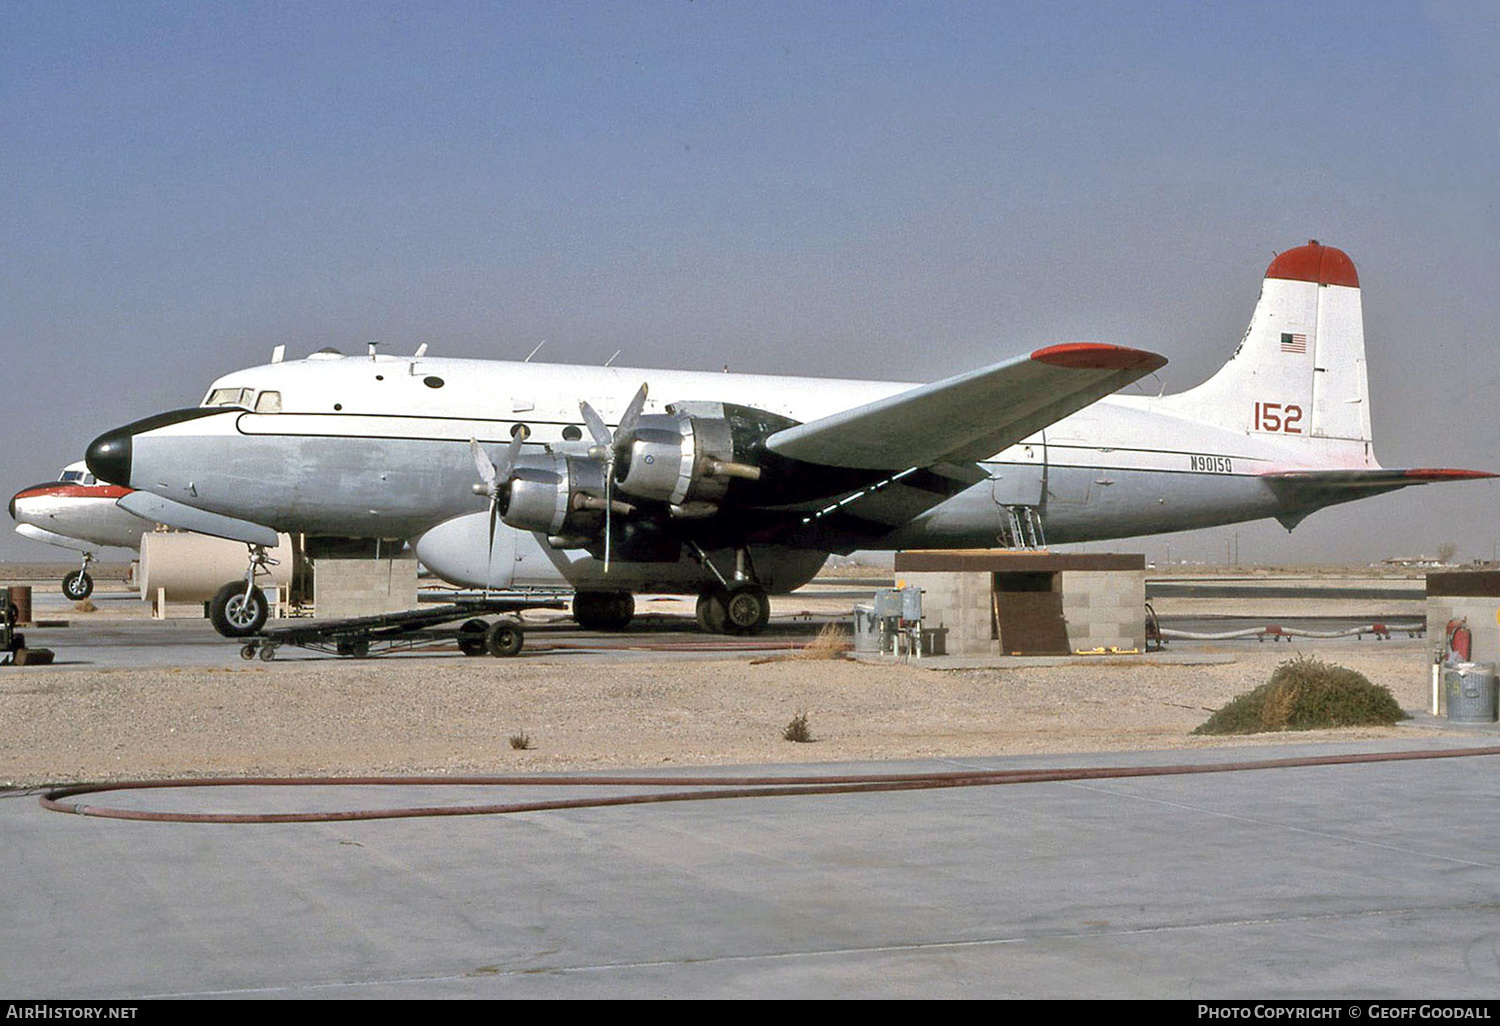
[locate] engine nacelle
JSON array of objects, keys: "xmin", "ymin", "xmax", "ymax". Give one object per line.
[
  {"xmin": 614, "ymin": 414, "xmax": 759, "ymax": 507},
  {"xmin": 501, "ymin": 453, "xmax": 607, "ymax": 537}
]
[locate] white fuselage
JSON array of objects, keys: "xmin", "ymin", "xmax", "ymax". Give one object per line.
[{"xmin": 89, "ymin": 242, "xmax": 1477, "ymax": 594}]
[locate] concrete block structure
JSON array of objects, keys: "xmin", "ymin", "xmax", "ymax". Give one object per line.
[
  {"xmin": 894, "ymin": 551, "xmax": 1146, "ymax": 656},
  {"xmin": 313, "ymin": 556, "xmax": 419, "ymax": 620},
  {"xmin": 1426, "ymin": 571, "xmax": 1500, "ymax": 665}
]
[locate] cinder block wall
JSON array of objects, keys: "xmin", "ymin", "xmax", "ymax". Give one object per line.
[
  {"xmin": 900, "ymin": 562, "xmax": 1146, "ymax": 655},
  {"xmin": 1426, "ymin": 571, "xmax": 1500, "ymax": 667},
  {"xmin": 1427, "ymin": 598, "xmax": 1500, "ymax": 666},
  {"xmin": 314, "ymin": 556, "xmax": 419, "ymax": 620},
  {"xmin": 902, "ymin": 570, "xmax": 996, "ymax": 655},
  {"xmin": 1060, "ymin": 570, "xmax": 1145, "ymax": 653}
]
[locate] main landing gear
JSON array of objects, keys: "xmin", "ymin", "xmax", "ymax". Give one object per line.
[
  {"xmin": 62, "ymin": 552, "xmax": 96, "ymax": 601},
  {"xmin": 209, "ymin": 544, "xmax": 277, "ymax": 639},
  {"xmin": 695, "ymin": 583, "xmax": 770, "ymax": 636},
  {"xmin": 689, "ymin": 543, "xmax": 772, "ymax": 636}
]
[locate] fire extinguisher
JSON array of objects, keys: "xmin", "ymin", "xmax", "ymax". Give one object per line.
[{"xmin": 1446, "ymin": 617, "xmax": 1472, "ymax": 663}]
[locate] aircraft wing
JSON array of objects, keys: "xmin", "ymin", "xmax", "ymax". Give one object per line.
[{"xmin": 764, "ymin": 343, "xmax": 1167, "ymax": 471}]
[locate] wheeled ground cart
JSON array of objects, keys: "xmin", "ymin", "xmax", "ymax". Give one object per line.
[{"xmin": 236, "ymin": 595, "xmax": 569, "ymax": 661}]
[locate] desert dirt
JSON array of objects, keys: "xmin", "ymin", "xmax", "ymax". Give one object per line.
[
  {"xmin": 0, "ymin": 561, "xmax": 1472, "ymax": 788},
  {"xmin": 0, "ymin": 637, "xmax": 1457, "ymax": 788}
]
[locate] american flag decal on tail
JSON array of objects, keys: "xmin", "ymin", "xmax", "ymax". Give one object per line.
[{"xmin": 1280, "ymin": 332, "xmax": 1308, "ymax": 353}]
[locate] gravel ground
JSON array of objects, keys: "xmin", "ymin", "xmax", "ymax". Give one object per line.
[{"xmin": 0, "ymin": 639, "xmax": 1458, "ymax": 788}]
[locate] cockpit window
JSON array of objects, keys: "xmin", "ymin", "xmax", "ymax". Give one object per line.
[
  {"xmin": 60, "ymin": 470, "xmax": 84, "ymax": 483},
  {"xmin": 203, "ymin": 387, "xmax": 254, "ymax": 408},
  {"xmin": 254, "ymin": 390, "xmax": 282, "ymax": 413}
]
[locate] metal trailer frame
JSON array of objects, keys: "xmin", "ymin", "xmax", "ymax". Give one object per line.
[{"xmin": 237, "ymin": 594, "xmax": 570, "ymax": 661}]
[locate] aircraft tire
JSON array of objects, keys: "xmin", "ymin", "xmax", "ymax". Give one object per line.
[
  {"xmin": 457, "ymin": 618, "xmax": 489, "ymax": 656},
  {"xmin": 572, "ymin": 590, "xmax": 635, "ymax": 631},
  {"xmin": 485, "ymin": 619, "xmax": 524, "ymax": 657},
  {"xmin": 722, "ymin": 584, "xmax": 771, "ymax": 636},
  {"xmin": 62, "ymin": 570, "xmax": 93, "ymax": 601},
  {"xmin": 696, "ymin": 591, "xmax": 727, "ymax": 634},
  {"xmin": 336, "ymin": 638, "xmax": 370, "ymax": 659},
  {"xmin": 209, "ymin": 581, "xmax": 269, "ymax": 638}
]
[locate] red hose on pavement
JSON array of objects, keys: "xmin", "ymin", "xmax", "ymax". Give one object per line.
[{"xmin": 38, "ymin": 745, "xmax": 1500, "ymax": 825}]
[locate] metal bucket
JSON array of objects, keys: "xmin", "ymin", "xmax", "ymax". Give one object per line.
[
  {"xmin": 852, "ymin": 605, "xmax": 881, "ymax": 652},
  {"xmin": 1444, "ymin": 662, "xmax": 1499, "ymax": 723}
]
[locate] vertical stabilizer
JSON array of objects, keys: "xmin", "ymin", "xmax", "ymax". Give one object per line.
[{"xmin": 1158, "ymin": 241, "xmax": 1372, "ymax": 449}]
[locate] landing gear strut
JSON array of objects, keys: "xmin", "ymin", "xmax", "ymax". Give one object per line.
[
  {"xmin": 209, "ymin": 544, "xmax": 277, "ymax": 638},
  {"xmin": 62, "ymin": 552, "xmax": 95, "ymax": 601}
]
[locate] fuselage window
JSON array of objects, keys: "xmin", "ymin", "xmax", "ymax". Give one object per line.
[
  {"xmin": 510, "ymin": 423, "xmax": 530, "ymax": 440},
  {"xmin": 562, "ymin": 425, "xmax": 583, "ymax": 441},
  {"xmin": 203, "ymin": 387, "xmax": 253, "ymax": 408},
  {"xmin": 424, "ymin": 376, "xmax": 445, "ymax": 389},
  {"xmin": 254, "ymin": 390, "xmax": 283, "ymax": 413}
]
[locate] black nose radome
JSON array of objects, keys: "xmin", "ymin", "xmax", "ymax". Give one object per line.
[
  {"xmin": 86, "ymin": 427, "xmax": 133, "ymax": 487},
  {"xmin": 85, "ymin": 407, "xmax": 226, "ymax": 488}
]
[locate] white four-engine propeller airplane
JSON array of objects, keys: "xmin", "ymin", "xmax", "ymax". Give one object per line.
[{"xmin": 83, "ymin": 241, "xmax": 1493, "ymax": 635}]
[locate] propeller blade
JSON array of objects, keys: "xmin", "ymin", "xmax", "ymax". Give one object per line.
[
  {"xmin": 485, "ymin": 497, "xmax": 499, "ymax": 596},
  {"xmin": 603, "ymin": 468, "xmax": 613, "ymax": 573},
  {"xmin": 496, "ymin": 431, "xmax": 525, "ymax": 481},
  {"xmin": 579, "ymin": 401, "xmax": 612, "ymax": 450},
  {"xmin": 613, "ymin": 383, "xmax": 649, "ymax": 454},
  {"xmin": 470, "ymin": 437, "xmax": 496, "ymax": 491}
]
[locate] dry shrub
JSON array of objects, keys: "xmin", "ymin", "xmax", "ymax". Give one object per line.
[
  {"xmin": 509, "ymin": 732, "xmax": 533, "ymax": 750},
  {"xmin": 750, "ymin": 623, "xmax": 851, "ymax": 665},
  {"xmin": 74, "ymin": 599, "xmax": 97, "ymax": 613},
  {"xmin": 783, "ymin": 711, "xmax": 813, "ymax": 743},
  {"xmin": 799, "ymin": 622, "xmax": 852, "ymax": 659},
  {"xmin": 1193, "ymin": 655, "xmax": 1408, "ymax": 735}
]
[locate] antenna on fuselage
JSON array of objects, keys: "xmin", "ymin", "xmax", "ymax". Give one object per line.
[
  {"xmin": 604, "ymin": 349, "xmax": 621, "ymax": 367},
  {"xmin": 412, "ymin": 342, "xmax": 428, "ymax": 358},
  {"xmin": 524, "ymin": 339, "xmax": 546, "ymax": 363},
  {"xmin": 270, "ymin": 345, "xmax": 285, "ymax": 364},
  {"xmin": 368, "ymin": 341, "xmax": 380, "ymax": 361}
]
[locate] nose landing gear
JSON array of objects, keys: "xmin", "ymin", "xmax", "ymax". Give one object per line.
[
  {"xmin": 209, "ymin": 544, "xmax": 277, "ymax": 638},
  {"xmin": 62, "ymin": 552, "xmax": 96, "ymax": 601}
]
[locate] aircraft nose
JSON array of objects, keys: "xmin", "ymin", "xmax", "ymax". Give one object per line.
[{"xmin": 86, "ymin": 426, "xmax": 133, "ymax": 487}]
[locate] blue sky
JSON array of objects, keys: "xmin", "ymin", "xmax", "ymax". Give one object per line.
[{"xmin": 4, "ymin": 1, "xmax": 1498, "ymax": 563}]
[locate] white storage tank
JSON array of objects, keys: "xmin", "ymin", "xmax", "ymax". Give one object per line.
[{"xmin": 138, "ymin": 531, "xmax": 293, "ymax": 602}]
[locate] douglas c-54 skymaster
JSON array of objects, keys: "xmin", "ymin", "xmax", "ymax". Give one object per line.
[{"xmin": 85, "ymin": 241, "xmax": 1492, "ymax": 637}]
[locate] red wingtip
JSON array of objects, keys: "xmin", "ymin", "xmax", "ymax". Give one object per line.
[{"xmin": 1030, "ymin": 343, "xmax": 1168, "ymax": 373}]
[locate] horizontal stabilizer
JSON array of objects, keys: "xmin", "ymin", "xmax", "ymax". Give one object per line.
[
  {"xmin": 1263, "ymin": 468, "xmax": 1497, "ymax": 490},
  {"xmin": 117, "ymin": 492, "xmax": 280, "ymax": 547},
  {"xmin": 1263, "ymin": 468, "xmax": 1496, "ymax": 527},
  {"xmin": 765, "ymin": 344, "xmax": 1167, "ymax": 471}
]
